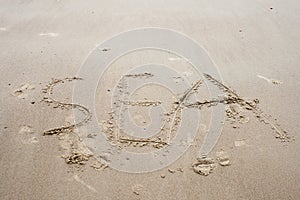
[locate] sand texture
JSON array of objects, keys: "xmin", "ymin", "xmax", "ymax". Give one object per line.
[{"xmin": 1, "ymin": 0, "xmax": 300, "ymax": 199}]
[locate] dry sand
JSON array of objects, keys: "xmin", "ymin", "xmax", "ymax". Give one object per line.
[{"xmin": 1, "ymin": 0, "xmax": 300, "ymax": 199}]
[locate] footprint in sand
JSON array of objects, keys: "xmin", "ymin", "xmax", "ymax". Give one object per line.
[
  {"xmin": 12, "ymin": 83, "xmax": 35, "ymax": 99},
  {"xmin": 18, "ymin": 125, "xmax": 34, "ymax": 134},
  {"xmin": 39, "ymin": 32, "xmax": 59, "ymax": 37},
  {"xmin": 0, "ymin": 27, "xmax": 8, "ymax": 31},
  {"xmin": 257, "ymin": 75, "xmax": 282, "ymax": 85},
  {"xmin": 216, "ymin": 150, "xmax": 230, "ymax": 166},
  {"xmin": 234, "ymin": 139, "xmax": 247, "ymax": 147},
  {"xmin": 18, "ymin": 125, "xmax": 39, "ymax": 144}
]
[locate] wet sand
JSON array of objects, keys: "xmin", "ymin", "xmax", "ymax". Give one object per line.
[{"xmin": 1, "ymin": 0, "xmax": 300, "ymax": 199}]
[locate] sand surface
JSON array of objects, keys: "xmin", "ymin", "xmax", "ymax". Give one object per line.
[{"xmin": 1, "ymin": 0, "xmax": 300, "ymax": 199}]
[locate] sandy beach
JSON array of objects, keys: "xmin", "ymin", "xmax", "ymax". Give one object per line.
[{"xmin": 1, "ymin": 0, "xmax": 300, "ymax": 199}]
